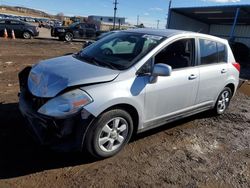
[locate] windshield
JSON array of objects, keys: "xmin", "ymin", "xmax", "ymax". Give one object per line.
[
  {"xmin": 76, "ymin": 32, "xmax": 165, "ymax": 70},
  {"xmin": 69, "ymin": 22, "xmax": 79, "ymax": 28}
]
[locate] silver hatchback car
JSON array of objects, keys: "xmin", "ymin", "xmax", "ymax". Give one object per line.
[{"xmin": 19, "ymin": 29, "xmax": 240, "ymax": 158}]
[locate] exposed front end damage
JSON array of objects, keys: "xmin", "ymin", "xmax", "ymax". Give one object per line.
[{"xmin": 18, "ymin": 67, "xmax": 95, "ymax": 151}]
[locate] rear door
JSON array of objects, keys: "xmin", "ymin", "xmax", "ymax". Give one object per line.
[
  {"xmin": 196, "ymin": 38, "xmax": 228, "ymax": 104},
  {"xmin": 85, "ymin": 24, "xmax": 95, "ymax": 38},
  {"xmin": 72, "ymin": 24, "xmax": 81, "ymax": 39}
]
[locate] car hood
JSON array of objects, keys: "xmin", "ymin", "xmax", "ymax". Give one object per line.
[{"xmin": 28, "ymin": 55, "xmax": 120, "ymax": 98}]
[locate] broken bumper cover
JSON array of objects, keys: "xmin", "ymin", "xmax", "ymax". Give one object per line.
[
  {"xmin": 18, "ymin": 66, "xmax": 96, "ymax": 152},
  {"xmin": 18, "ymin": 82, "xmax": 95, "ymax": 152}
]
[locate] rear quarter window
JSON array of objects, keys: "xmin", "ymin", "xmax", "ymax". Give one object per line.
[{"xmin": 217, "ymin": 42, "xmax": 227, "ymax": 63}]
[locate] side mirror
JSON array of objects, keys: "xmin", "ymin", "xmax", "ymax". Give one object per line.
[{"xmin": 150, "ymin": 64, "xmax": 172, "ymax": 83}]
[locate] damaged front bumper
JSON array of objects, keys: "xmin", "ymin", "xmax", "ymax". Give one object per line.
[{"xmin": 18, "ymin": 67, "xmax": 95, "ymax": 152}]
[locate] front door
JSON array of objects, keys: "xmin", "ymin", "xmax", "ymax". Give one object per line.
[{"xmin": 144, "ymin": 38, "xmax": 199, "ymax": 125}]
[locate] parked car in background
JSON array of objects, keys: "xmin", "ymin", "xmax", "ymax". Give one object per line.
[
  {"xmin": 0, "ymin": 19, "xmax": 39, "ymax": 39},
  {"xmin": 82, "ymin": 31, "xmax": 119, "ymax": 48},
  {"xmin": 51, "ymin": 22, "xmax": 97, "ymax": 41},
  {"xmin": 19, "ymin": 29, "xmax": 239, "ymax": 159}
]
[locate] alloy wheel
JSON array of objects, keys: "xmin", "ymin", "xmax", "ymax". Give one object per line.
[
  {"xmin": 217, "ymin": 90, "xmax": 230, "ymax": 113},
  {"xmin": 98, "ymin": 117, "xmax": 128, "ymax": 153}
]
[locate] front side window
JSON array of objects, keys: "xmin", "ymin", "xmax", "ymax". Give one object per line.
[
  {"xmin": 154, "ymin": 38, "xmax": 195, "ymax": 69},
  {"xmin": 76, "ymin": 32, "xmax": 165, "ymax": 70},
  {"xmin": 10, "ymin": 20, "xmax": 21, "ymax": 25}
]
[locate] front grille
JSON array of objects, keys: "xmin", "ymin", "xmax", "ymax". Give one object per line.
[
  {"xmin": 23, "ymin": 88, "xmax": 50, "ymax": 110},
  {"xmin": 19, "ymin": 67, "xmax": 50, "ymax": 111},
  {"xmin": 31, "ymin": 96, "xmax": 49, "ymax": 111}
]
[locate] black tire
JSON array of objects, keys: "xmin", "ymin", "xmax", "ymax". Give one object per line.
[
  {"xmin": 213, "ymin": 87, "xmax": 232, "ymax": 115},
  {"xmin": 84, "ymin": 109, "xmax": 133, "ymax": 159},
  {"xmin": 23, "ymin": 31, "xmax": 31, "ymax": 39},
  {"xmin": 64, "ymin": 32, "xmax": 73, "ymax": 42}
]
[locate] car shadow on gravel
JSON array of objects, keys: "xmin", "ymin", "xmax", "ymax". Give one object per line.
[
  {"xmin": 0, "ymin": 102, "xmax": 213, "ymax": 179},
  {"xmin": 0, "ymin": 102, "xmax": 96, "ymax": 179}
]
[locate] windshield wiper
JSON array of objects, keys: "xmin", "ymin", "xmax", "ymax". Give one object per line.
[
  {"xmin": 91, "ymin": 57, "xmax": 119, "ymax": 70},
  {"xmin": 77, "ymin": 53, "xmax": 118, "ymax": 70}
]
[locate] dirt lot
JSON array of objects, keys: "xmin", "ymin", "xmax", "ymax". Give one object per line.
[{"xmin": 0, "ymin": 38, "xmax": 250, "ymax": 188}]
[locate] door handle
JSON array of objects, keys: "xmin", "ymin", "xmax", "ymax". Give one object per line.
[
  {"xmin": 188, "ymin": 74, "xmax": 197, "ymax": 80},
  {"xmin": 221, "ymin": 69, "xmax": 227, "ymax": 74}
]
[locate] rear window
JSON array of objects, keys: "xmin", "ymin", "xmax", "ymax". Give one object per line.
[{"xmin": 199, "ymin": 39, "xmax": 227, "ymax": 65}]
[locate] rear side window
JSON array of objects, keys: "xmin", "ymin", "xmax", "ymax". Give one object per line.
[
  {"xmin": 199, "ymin": 39, "xmax": 217, "ymax": 65},
  {"xmin": 199, "ymin": 39, "xmax": 227, "ymax": 65}
]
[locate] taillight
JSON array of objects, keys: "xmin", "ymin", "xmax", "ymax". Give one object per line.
[{"xmin": 232, "ymin": 62, "xmax": 240, "ymax": 72}]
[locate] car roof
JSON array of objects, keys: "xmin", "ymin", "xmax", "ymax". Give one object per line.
[
  {"xmin": 0, "ymin": 18, "xmax": 26, "ymax": 23},
  {"xmin": 123, "ymin": 28, "xmax": 191, "ymax": 37},
  {"xmin": 122, "ymin": 28, "xmax": 228, "ymax": 44}
]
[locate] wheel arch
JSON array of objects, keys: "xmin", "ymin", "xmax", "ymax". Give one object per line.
[
  {"xmin": 23, "ymin": 29, "xmax": 34, "ymax": 36},
  {"xmin": 100, "ymin": 103, "xmax": 140, "ymax": 135},
  {"xmin": 225, "ymin": 83, "xmax": 235, "ymax": 95}
]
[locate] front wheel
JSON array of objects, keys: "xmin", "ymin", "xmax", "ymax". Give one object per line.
[
  {"xmin": 23, "ymin": 31, "xmax": 31, "ymax": 39},
  {"xmin": 213, "ymin": 87, "xmax": 232, "ymax": 115},
  {"xmin": 64, "ymin": 32, "xmax": 73, "ymax": 42},
  {"xmin": 84, "ymin": 109, "xmax": 133, "ymax": 159}
]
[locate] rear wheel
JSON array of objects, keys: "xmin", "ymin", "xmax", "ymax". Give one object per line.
[
  {"xmin": 213, "ymin": 87, "xmax": 232, "ymax": 115},
  {"xmin": 84, "ymin": 109, "xmax": 133, "ymax": 159}
]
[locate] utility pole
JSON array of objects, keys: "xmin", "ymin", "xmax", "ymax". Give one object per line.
[
  {"xmin": 137, "ymin": 15, "xmax": 140, "ymax": 26},
  {"xmin": 113, "ymin": 0, "xmax": 118, "ymax": 30},
  {"xmin": 167, "ymin": 0, "xmax": 172, "ymax": 28},
  {"xmin": 157, "ymin": 19, "xmax": 160, "ymax": 29}
]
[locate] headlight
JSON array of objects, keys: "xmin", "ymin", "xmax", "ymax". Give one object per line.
[
  {"xmin": 38, "ymin": 89, "xmax": 93, "ymax": 118},
  {"xmin": 57, "ymin": 29, "xmax": 65, "ymax": 32}
]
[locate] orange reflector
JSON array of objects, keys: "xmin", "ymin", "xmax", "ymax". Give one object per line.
[{"xmin": 73, "ymin": 99, "xmax": 88, "ymax": 107}]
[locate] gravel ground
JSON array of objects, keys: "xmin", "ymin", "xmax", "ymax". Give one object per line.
[{"xmin": 0, "ymin": 38, "xmax": 249, "ymax": 188}]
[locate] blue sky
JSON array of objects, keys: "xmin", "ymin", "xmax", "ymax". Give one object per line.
[{"xmin": 1, "ymin": 0, "xmax": 249, "ymax": 28}]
